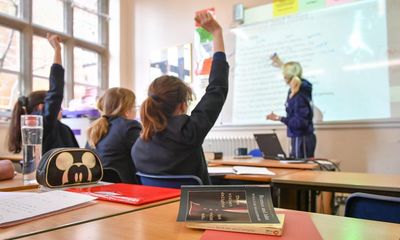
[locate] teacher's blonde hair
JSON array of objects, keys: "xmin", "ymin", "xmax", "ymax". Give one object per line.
[{"xmin": 283, "ymin": 62, "xmax": 302, "ymax": 98}]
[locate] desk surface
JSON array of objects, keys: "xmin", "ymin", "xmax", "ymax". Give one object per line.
[
  {"xmin": 272, "ymin": 171, "xmax": 400, "ymax": 193},
  {"xmin": 0, "ymin": 193, "xmax": 179, "ymax": 240},
  {"xmin": 0, "ymin": 174, "xmax": 39, "ymax": 191},
  {"xmin": 209, "ymin": 157, "xmax": 319, "ymax": 170},
  {"xmin": 20, "ymin": 202, "xmax": 400, "ymax": 240}
]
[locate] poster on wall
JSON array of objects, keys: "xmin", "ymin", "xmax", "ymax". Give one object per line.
[{"xmin": 149, "ymin": 43, "xmax": 192, "ymax": 83}]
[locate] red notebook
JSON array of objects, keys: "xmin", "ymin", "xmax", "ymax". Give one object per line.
[
  {"xmin": 200, "ymin": 210, "xmax": 322, "ymax": 240},
  {"xmin": 67, "ymin": 183, "xmax": 180, "ymax": 205}
]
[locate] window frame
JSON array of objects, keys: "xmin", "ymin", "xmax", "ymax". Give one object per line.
[{"xmin": 0, "ymin": 0, "xmax": 109, "ymax": 111}]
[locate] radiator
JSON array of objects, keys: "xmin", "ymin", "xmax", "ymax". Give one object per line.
[{"xmin": 203, "ymin": 136, "xmax": 258, "ymax": 156}]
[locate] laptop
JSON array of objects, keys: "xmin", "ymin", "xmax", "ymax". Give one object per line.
[{"xmin": 253, "ymin": 133, "xmax": 307, "ymax": 163}]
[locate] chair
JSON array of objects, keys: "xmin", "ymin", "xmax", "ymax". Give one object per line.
[
  {"xmin": 248, "ymin": 148, "xmax": 262, "ymax": 157},
  {"xmin": 344, "ymin": 192, "xmax": 400, "ymax": 224},
  {"xmin": 136, "ymin": 172, "xmax": 203, "ymax": 189},
  {"xmin": 102, "ymin": 168, "xmax": 122, "ymax": 183}
]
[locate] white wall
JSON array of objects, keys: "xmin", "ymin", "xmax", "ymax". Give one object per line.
[{"xmin": 127, "ymin": 0, "xmax": 400, "ymax": 174}]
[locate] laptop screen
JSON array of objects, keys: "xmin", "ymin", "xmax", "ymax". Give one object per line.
[{"xmin": 253, "ymin": 133, "xmax": 287, "ymax": 160}]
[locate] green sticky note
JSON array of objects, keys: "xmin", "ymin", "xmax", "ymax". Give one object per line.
[
  {"xmin": 196, "ymin": 27, "xmax": 213, "ymax": 43},
  {"xmin": 299, "ymin": 0, "xmax": 325, "ymax": 12}
]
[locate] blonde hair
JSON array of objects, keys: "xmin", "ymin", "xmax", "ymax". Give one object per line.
[
  {"xmin": 87, "ymin": 88, "xmax": 136, "ymax": 148},
  {"xmin": 283, "ymin": 62, "xmax": 303, "ymax": 98},
  {"xmin": 141, "ymin": 75, "xmax": 193, "ymax": 141}
]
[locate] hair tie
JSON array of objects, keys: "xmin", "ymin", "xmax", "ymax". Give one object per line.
[
  {"xmin": 18, "ymin": 96, "xmax": 28, "ymax": 107},
  {"xmin": 148, "ymin": 93, "xmax": 160, "ymax": 101},
  {"xmin": 102, "ymin": 115, "xmax": 109, "ymax": 120}
]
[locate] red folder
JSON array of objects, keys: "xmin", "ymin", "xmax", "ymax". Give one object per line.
[
  {"xmin": 200, "ymin": 210, "xmax": 322, "ymax": 240},
  {"xmin": 67, "ymin": 183, "xmax": 180, "ymax": 205}
]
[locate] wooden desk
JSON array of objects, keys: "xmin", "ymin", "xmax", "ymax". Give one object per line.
[
  {"xmin": 0, "ymin": 194, "xmax": 179, "ymax": 240},
  {"xmin": 0, "ymin": 174, "xmax": 39, "ymax": 191},
  {"xmin": 20, "ymin": 202, "xmax": 400, "ymax": 240},
  {"xmin": 209, "ymin": 157, "xmax": 319, "ymax": 170},
  {"xmin": 272, "ymin": 171, "xmax": 400, "ymax": 211}
]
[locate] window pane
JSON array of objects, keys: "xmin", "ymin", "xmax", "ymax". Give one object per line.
[
  {"xmin": 0, "ymin": 26, "xmax": 20, "ymax": 71},
  {"xmin": 0, "ymin": 72, "xmax": 18, "ymax": 109},
  {"xmin": 73, "ymin": 8, "xmax": 99, "ymax": 43},
  {"xmin": 33, "ymin": 77, "xmax": 49, "ymax": 91},
  {"xmin": 32, "ymin": 0, "xmax": 64, "ymax": 32},
  {"xmin": 73, "ymin": 0, "xmax": 98, "ymax": 11},
  {"xmin": 33, "ymin": 35, "xmax": 63, "ymax": 78},
  {"xmin": 73, "ymin": 84, "xmax": 98, "ymax": 106},
  {"xmin": 74, "ymin": 47, "xmax": 99, "ymax": 86},
  {"xmin": 0, "ymin": 0, "xmax": 20, "ymax": 17}
]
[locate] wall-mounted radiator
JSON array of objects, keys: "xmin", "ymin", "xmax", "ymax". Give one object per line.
[{"xmin": 203, "ymin": 136, "xmax": 258, "ymax": 156}]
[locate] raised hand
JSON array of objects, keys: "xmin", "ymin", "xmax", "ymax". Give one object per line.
[
  {"xmin": 195, "ymin": 12, "xmax": 222, "ymax": 35},
  {"xmin": 270, "ymin": 53, "xmax": 284, "ymax": 68},
  {"xmin": 47, "ymin": 33, "xmax": 62, "ymax": 50}
]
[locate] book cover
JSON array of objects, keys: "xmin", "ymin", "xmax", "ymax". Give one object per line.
[
  {"xmin": 67, "ymin": 183, "xmax": 180, "ymax": 205},
  {"xmin": 177, "ymin": 185, "xmax": 279, "ymax": 223},
  {"xmin": 200, "ymin": 210, "xmax": 322, "ymax": 240}
]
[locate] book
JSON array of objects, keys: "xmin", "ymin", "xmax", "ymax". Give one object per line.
[
  {"xmin": 208, "ymin": 166, "xmax": 276, "ymax": 176},
  {"xmin": 187, "ymin": 214, "xmax": 285, "ymax": 236},
  {"xmin": 67, "ymin": 183, "xmax": 180, "ymax": 205},
  {"xmin": 0, "ymin": 191, "xmax": 96, "ymax": 227},
  {"xmin": 200, "ymin": 210, "xmax": 322, "ymax": 240},
  {"xmin": 177, "ymin": 185, "xmax": 279, "ymax": 224}
]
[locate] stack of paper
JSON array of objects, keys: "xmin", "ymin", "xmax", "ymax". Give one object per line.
[{"xmin": 0, "ymin": 191, "xmax": 97, "ymax": 227}]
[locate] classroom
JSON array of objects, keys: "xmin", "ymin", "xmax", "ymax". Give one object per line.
[{"xmin": 0, "ymin": 0, "xmax": 399, "ymax": 239}]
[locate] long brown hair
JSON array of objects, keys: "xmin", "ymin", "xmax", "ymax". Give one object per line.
[
  {"xmin": 141, "ymin": 75, "xmax": 193, "ymax": 141},
  {"xmin": 87, "ymin": 87, "xmax": 136, "ymax": 148},
  {"xmin": 8, "ymin": 91, "xmax": 47, "ymax": 153}
]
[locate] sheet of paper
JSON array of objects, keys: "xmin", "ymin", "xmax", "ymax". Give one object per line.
[
  {"xmin": 233, "ymin": 166, "xmax": 276, "ymax": 175},
  {"xmin": 0, "ymin": 190, "xmax": 97, "ymax": 226},
  {"xmin": 207, "ymin": 167, "xmax": 235, "ymax": 175},
  {"xmin": 0, "ymin": 192, "xmax": 37, "ymax": 201}
]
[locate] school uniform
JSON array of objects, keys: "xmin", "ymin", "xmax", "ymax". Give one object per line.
[
  {"xmin": 132, "ymin": 52, "xmax": 229, "ymax": 185},
  {"xmin": 89, "ymin": 117, "xmax": 141, "ymax": 183},
  {"xmin": 41, "ymin": 64, "xmax": 79, "ymax": 154},
  {"xmin": 280, "ymin": 79, "xmax": 316, "ymax": 158}
]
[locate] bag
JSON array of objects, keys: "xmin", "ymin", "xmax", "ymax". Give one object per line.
[{"xmin": 36, "ymin": 148, "xmax": 103, "ymax": 188}]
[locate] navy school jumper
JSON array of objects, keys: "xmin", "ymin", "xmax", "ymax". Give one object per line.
[{"xmin": 132, "ymin": 52, "xmax": 229, "ymax": 185}]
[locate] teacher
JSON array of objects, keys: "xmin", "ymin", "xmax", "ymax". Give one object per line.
[{"xmin": 266, "ymin": 54, "xmax": 316, "ymax": 158}]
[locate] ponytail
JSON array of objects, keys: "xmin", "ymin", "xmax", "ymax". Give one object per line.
[
  {"xmin": 289, "ymin": 76, "xmax": 301, "ymax": 98},
  {"xmin": 87, "ymin": 116, "xmax": 109, "ymax": 148},
  {"xmin": 141, "ymin": 75, "xmax": 193, "ymax": 141},
  {"xmin": 86, "ymin": 87, "xmax": 136, "ymax": 148},
  {"xmin": 7, "ymin": 92, "xmax": 46, "ymax": 153},
  {"xmin": 7, "ymin": 99, "xmax": 26, "ymax": 153}
]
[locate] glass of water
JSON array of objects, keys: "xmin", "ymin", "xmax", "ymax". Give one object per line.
[{"xmin": 21, "ymin": 115, "xmax": 43, "ymax": 184}]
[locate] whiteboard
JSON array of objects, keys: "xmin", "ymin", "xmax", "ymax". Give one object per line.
[{"xmin": 207, "ymin": 0, "xmax": 400, "ymax": 126}]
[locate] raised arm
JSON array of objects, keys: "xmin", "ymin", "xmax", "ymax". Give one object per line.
[
  {"xmin": 43, "ymin": 34, "xmax": 64, "ymax": 137},
  {"xmin": 183, "ymin": 13, "xmax": 228, "ymax": 145},
  {"xmin": 270, "ymin": 53, "xmax": 284, "ymax": 69},
  {"xmin": 47, "ymin": 33, "xmax": 62, "ymax": 65}
]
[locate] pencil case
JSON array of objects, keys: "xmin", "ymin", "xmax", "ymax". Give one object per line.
[{"xmin": 36, "ymin": 148, "xmax": 103, "ymax": 188}]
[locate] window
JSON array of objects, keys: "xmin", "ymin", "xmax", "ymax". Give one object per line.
[
  {"xmin": 73, "ymin": 0, "xmax": 99, "ymax": 42},
  {"xmin": 0, "ymin": 0, "xmax": 109, "ymax": 112},
  {"xmin": 0, "ymin": 25, "xmax": 20, "ymax": 109},
  {"xmin": 0, "ymin": 0, "xmax": 20, "ymax": 18},
  {"xmin": 74, "ymin": 47, "xmax": 99, "ymax": 106},
  {"xmin": 32, "ymin": 0, "xmax": 64, "ymax": 33}
]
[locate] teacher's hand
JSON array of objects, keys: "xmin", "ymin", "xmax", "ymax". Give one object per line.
[{"xmin": 266, "ymin": 112, "xmax": 280, "ymax": 121}]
